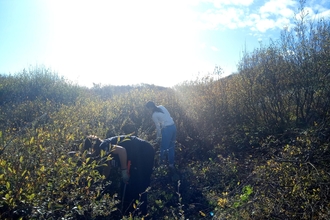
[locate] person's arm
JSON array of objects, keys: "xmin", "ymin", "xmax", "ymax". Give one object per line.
[
  {"xmin": 152, "ymin": 113, "xmax": 161, "ymax": 138},
  {"xmin": 111, "ymin": 145, "xmax": 127, "ymax": 170},
  {"xmin": 112, "ymin": 145, "xmax": 129, "ymax": 183}
]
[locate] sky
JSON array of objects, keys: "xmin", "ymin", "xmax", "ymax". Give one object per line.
[{"xmin": 0, "ymin": 0, "xmax": 330, "ymax": 88}]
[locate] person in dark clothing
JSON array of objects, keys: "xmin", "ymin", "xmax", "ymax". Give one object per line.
[{"xmin": 84, "ymin": 135, "xmax": 155, "ymax": 217}]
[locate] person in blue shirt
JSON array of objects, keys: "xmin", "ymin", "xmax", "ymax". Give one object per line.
[{"xmin": 83, "ymin": 135, "xmax": 155, "ymax": 216}]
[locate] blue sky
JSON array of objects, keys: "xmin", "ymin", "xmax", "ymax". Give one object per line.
[{"xmin": 0, "ymin": 0, "xmax": 329, "ymax": 87}]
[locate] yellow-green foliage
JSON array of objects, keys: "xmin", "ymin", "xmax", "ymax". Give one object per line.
[{"xmin": 0, "ymin": 122, "xmax": 118, "ymax": 219}]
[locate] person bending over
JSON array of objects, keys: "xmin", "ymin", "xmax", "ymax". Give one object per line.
[
  {"xmin": 145, "ymin": 101, "xmax": 177, "ymax": 168},
  {"xmin": 84, "ymin": 135, "xmax": 155, "ymax": 216}
]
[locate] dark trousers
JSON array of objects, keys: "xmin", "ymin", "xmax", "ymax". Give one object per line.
[{"xmin": 121, "ymin": 142, "xmax": 154, "ymax": 216}]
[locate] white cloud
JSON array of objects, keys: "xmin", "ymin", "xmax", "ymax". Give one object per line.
[
  {"xmin": 275, "ymin": 17, "xmax": 291, "ymax": 28},
  {"xmin": 255, "ymin": 19, "xmax": 275, "ymax": 32},
  {"xmin": 310, "ymin": 5, "xmax": 330, "ymax": 19},
  {"xmin": 257, "ymin": 0, "xmax": 296, "ymax": 30},
  {"xmin": 193, "ymin": 0, "xmax": 304, "ymax": 33},
  {"xmin": 260, "ymin": 0, "xmax": 296, "ymax": 17},
  {"xmin": 319, "ymin": 10, "xmax": 330, "ymax": 18}
]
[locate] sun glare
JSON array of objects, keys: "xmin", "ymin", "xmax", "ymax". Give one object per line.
[{"xmin": 44, "ymin": 0, "xmax": 205, "ymax": 87}]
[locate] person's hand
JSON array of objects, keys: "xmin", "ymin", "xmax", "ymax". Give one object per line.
[{"xmin": 121, "ymin": 169, "xmax": 130, "ymax": 183}]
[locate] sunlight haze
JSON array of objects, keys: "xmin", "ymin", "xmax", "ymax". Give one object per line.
[{"xmin": 0, "ymin": 0, "xmax": 329, "ymax": 87}]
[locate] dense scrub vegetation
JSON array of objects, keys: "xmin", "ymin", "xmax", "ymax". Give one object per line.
[{"xmin": 1, "ymin": 4, "xmax": 330, "ymax": 220}]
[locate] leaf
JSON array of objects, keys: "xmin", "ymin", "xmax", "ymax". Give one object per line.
[
  {"xmin": 100, "ymin": 150, "xmax": 105, "ymax": 157},
  {"xmin": 19, "ymin": 156, "xmax": 23, "ymax": 163},
  {"xmin": 21, "ymin": 170, "xmax": 27, "ymax": 177},
  {"xmin": 40, "ymin": 165, "xmax": 45, "ymax": 172},
  {"xmin": 30, "ymin": 137, "xmax": 35, "ymax": 145},
  {"xmin": 39, "ymin": 145, "xmax": 45, "ymax": 151},
  {"xmin": 54, "ymin": 204, "xmax": 64, "ymax": 209},
  {"xmin": 28, "ymin": 193, "xmax": 35, "ymax": 200},
  {"xmin": 6, "ymin": 182, "xmax": 10, "ymax": 190}
]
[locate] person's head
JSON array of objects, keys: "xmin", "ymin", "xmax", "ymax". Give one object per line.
[
  {"xmin": 146, "ymin": 101, "xmax": 164, "ymax": 113},
  {"xmin": 145, "ymin": 101, "xmax": 156, "ymax": 111},
  {"xmin": 83, "ymin": 135, "xmax": 102, "ymax": 153},
  {"xmin": 83, "ymin": 135, "xmax": 115, "ymax": 180}
]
